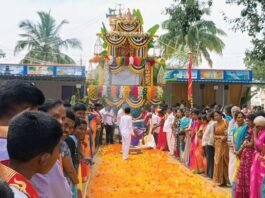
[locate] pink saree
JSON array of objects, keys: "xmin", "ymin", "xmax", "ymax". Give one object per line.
[
  {"xmin": 250, "ymin": 129, "xmax": 265, "ymax": 198},
  {"xmin": 189, "ymin": 120, "xmax": 201, "ymax": 172}
]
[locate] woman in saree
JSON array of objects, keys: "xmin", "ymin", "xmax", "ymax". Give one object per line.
[
  {"xmin": 193, "ymin": 114, "xmax": 208, "ymax": 174},
  {"xmin": 180, "ymin": 109, "xmax": 191, "ymax": 163},
  {"xmin": 235, "ymin": 114, "xmax": 256, "ymax": 198},
  {"xmin": 213, "ymin": 111, "xmax": 230, "ymax": 186},
  {"xmin": 157, "ymin": 110, "xmax": 167, "ymax": 150},
  {"xmin": 175, "ymin": 109, "xmax": 184, "ymax": 158},
  {"xmin": 80, "ymin": 109, "xmax": 96, "ymax": 183},
  {"xmin": 250, "ymin": 116, "xmax": 265, "ymax": 198},
  {"xmin": 188, "ymin": 109, "xmax": 200, "ymax": 170},
  {"xmin": 231, "ymin": 112, "xmax": 248, "ymax": 197}
]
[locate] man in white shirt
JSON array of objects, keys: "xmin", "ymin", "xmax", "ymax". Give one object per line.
[
  {"xmin": 103, "ymin": 106, "xmax": 116, "ymax": 144},
  {"xmin": 117, "ymin": 106, "xmax": 125, "ymax": 144},
  {"xmin": 228, "ymin": 106, "xmax": 240, "ymax": 184},
  {"xmin": 163, "ymin": 108, "xmax": 175, "ymax": 155},
  {"xmin": 119, "ymin": 107, "xmax": 134, "ymax": 160},
  {"xmin": 151, "ymin": 107, "xmax": 160, "ymax": 146}
]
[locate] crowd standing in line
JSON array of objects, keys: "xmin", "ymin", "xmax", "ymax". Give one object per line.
[
  {"xmin": 0, "ymin": 80, "xmax": 265, "ymax": 198},
  {"xmin": 130, "ymin": 101, "xmax": 265, "ymax": 198}
]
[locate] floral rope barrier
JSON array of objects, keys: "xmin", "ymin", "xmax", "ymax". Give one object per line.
[
  {"xmin": 88, "ymin": 145, "xmax": 230, "ymax": 198},
  {"xmin": 87, "ymin": 85, "xmax": 164, "ymax": 101}
]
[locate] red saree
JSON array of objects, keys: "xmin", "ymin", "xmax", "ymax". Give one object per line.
[
  {"xmin": 0, "ymin": 163, "xmax": 39, "ymax": 198},
  {"xmin": 157, "ymin": 117, "xmax": 167, "ymax": 150}
]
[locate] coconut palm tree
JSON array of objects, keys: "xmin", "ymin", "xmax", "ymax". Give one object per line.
[
  {"xmin": 160, "ymin": 0, "xmax": 225, "ymax": 67},
  {"xmin": 14, "ymin": 11, "xmax": 82, "ymax": 64}
]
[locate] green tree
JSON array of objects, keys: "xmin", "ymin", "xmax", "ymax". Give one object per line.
[
  {"xmin": 14, "ymin": 11, "xmax": 82, "ymax": 64},
  {"xmin": 225, "ymin": 0, "xmax": 265, "ymax": 81},
  {"xmin": 160, "ymin": 0, "xmax": 226, "ymax": 67}
]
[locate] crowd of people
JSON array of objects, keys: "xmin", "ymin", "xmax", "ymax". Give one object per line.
[
  {"xmin": 141, "ymin": 103, "xmax": 265, "ymax": 198},
  {"xmin": 1, "ymin": 79, "xmax": 265, "ymax": 198},
  {"xmin": 0, "ymin": 80, "xmax": 107, "ymax": 198}
]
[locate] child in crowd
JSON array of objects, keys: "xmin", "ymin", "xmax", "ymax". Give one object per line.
[
  {"xmin": 65, "ymin": 118, "xmax": 87, "ymax": 198},
  {"xmin": 73, "ymin": 103, "xmax": 90, "ymax": 183},
  {"xmin": 0, "ymin": 111, "xmax": 63, "ymax": 197}
]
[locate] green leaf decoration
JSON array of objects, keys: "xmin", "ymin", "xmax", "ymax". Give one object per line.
[
  {"xmin": 135, "ymin": 9, "xmax": 144, "ymax": 25},
  {"xmin": 101, "ymin": 22, "xmax": 107, "ymax": 35},
  {"xmin": 147, "ymin": 24, "xmax": 160, "ymax": 36}
]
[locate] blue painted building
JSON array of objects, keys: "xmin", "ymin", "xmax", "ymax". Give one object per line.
[
  {"xmin": 0, "ymin": 64, "xmax": 86, "ymax": 100},
  {"xmin": 164, "ymin": 68, "xmax": 261, "ymax": 107}
]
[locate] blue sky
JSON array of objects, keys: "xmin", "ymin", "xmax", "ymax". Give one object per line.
[{"xmin": 0, "ymin": 0, "xmax": 251, "ymax": 69}]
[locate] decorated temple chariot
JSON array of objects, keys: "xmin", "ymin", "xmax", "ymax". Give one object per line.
[{"xmin": 87, "ymin": 6, "xmax": 165, "ymax": 117}]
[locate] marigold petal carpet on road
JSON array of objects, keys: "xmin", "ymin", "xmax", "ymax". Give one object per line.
[{"xmin": 88, "ymin": 145, "xmax": 230, "ymax": 198}]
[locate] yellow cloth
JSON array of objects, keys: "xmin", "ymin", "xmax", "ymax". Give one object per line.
[
  {"xmin": 232, "ymin": 158, "xmax": 240, "ymax": 182},
  {"xmin": 77, "ymin": 163, "xmax": 83, "ymax": 194}
]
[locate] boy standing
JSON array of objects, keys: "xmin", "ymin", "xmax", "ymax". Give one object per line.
[
  {"xmin": 0, "ymin": 111, "xmax": 63, "ymax": 198},
  {"xmin": 119, "ymin": 107, "xmax": 134, "ymax": 160}
]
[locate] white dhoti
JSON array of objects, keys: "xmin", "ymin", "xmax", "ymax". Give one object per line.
[
  {"xmin": 166, "ymin": 131, "xmax": 175, "ymax": 155},
  {"xmin": 228, "ymin": 149, "xmax": 236, "ymax": 184},
  {"xmin": 122, "ymin": 135, "xmax": 131, "ymax": 160}
]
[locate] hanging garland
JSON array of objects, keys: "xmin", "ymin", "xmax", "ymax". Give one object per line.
[
  {"xmin": 109, "ymin": 65, "xmax": 144, "ymax": 74},
  {"xmin": 105, "ymin": 35, "xmax": 152, "ymax": 49},
  {"xmin": 128, "ymin": 64, "xmax": 145, "ymax": 74},
  {"xmin": 117, "ymin": 22, "xmax": 141, "ymax": 32},
  {"xmin": 105, "ymin": 34, "xmax": 127, "ymax": 47},
  {"xmin": 105, "ymin": 98, "xmax": 125, "ymax": 107},
  {"xmin": 126, "ymin": 97, "xmax": 146, "ymax": 109},
  {"xmin": 151, "ymin": 98, "xmax": 162, "ymax": 105},
  {"xmin": 109, "ymin": 65, "xmax": 125, "ymax": 74},
  {"xmin": 89, "ymin": 86, "xmax": 163, "ymax": 104},
  {"xmin": 97, "ymin": 56, "xmax": 155, "ymax": 66},
  {"xmin": 108, "ymin": 56, "xmax": 150, "ymax": 74},
  {"xmin": 128, "ymin": 36, "xmax": 152, "ymax": 49}
]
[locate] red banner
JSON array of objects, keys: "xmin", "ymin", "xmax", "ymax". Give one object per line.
[{"xmin": 188, "ymin": 54, "xmax": 193, "ymax": 103}]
